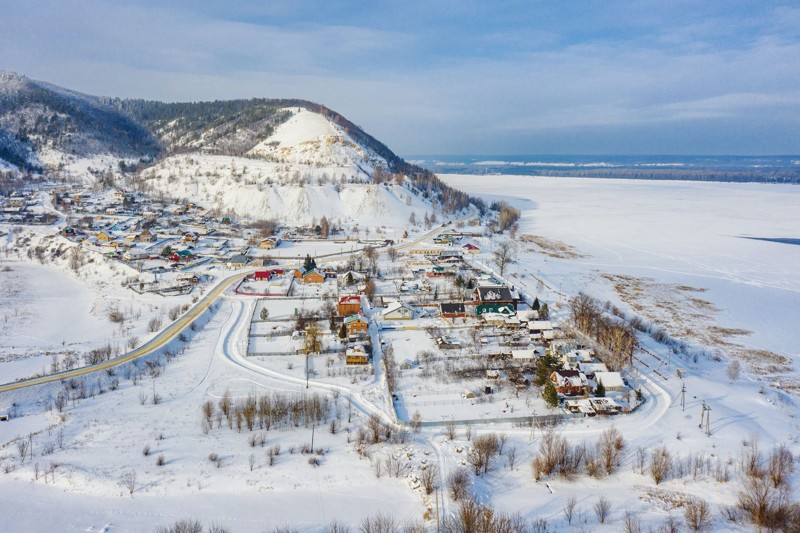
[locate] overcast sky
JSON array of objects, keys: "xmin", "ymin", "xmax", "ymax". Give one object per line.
[{"xmin": 3, "ymin": 1, "xmax": 799, "ymax": 155}]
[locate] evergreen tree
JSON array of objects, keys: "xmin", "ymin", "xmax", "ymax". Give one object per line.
[
  {"xmin": 161, "ymin": 245, "xmax": 173, "ymax": 258},
  {"xmin": 534, "ymin": 353, "xmax": 560, "ymax": 386},
  {"xmin": 595, "ymin": 380, "xmax": 606, "ymax": 398},
  {"xmin": 338, "ymin": 322, "xmax": 347, "ymax": 339},
  {"xmin": 260, "ymin": 307, "xmax": 269, "ymax": 321},
  {"xmin": 539, "ymin": 303, "xmax": 550, "ymax": 320},
  {"xmin": 532, "ymin": 297, "xmax": 540, "ymax": 311},
  {"xmin": 543, "ymin": 380, "xmax": 560, "ymax": 408},
  {"xmin": 346, "ymin": 272, "xmax": 354, "ymax": 285},
  {"xmin": 303, "ymin": 254, "xmax": 316, "ymax": 272}
]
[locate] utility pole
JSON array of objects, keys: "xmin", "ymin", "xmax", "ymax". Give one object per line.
[
  {"xmin": 698, "ymin": 401, "xmax": 706, "ymax": 429},
  {"xmin": 311, "ymin": 423, "xmax": 316, "ymax": 451},
  {"xmin": 680, "ymin": 382, "xmax": 686, "ymax": 411},
  {"xmin": 698, "ymin": 402, "xmax": 711, "ymax": 436}
]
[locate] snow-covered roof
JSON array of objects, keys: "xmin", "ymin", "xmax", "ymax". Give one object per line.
[{"xmin": 595, "ymin": 371, "xmax": 624, "ymax": 389}]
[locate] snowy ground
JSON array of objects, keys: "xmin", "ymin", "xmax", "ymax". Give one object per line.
[
  {"xmin": 2, "ymin": 176, "xmax": 800, "ymax": 531},
  {"xmin": 441, "ymin": 175, "xmax": 800, "ymax": 382}
]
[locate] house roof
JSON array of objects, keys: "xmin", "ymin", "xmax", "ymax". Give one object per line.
[
  {"xmin": 228, "ymin": 254, "xmax": 248, "ymax": 263},
  {"xmin": 476, "ymin": 286, "xmax": 514, "ymax": 302},
  {"xmin": 344, "ymin": 315, "xmax": 367, "ymax": 325},
  {"xmin": 552, "ymin": 370, "xmax": 588, "ymax": 388},
  {"xmin": 595, "ymin": 372, "xmax": 624, "ymax": 389},
  {"xmin": 382, "ymin": 301, "xmax": 412, "ymax": 316},
  {"xmin": 440, "ymin": 302, "xmax": 466, "ymax": 314},
  {"xmin": 339, "ymin": 295, "xmax": 362, "ymax": 305}
]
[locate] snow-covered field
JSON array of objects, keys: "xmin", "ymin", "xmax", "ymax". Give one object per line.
[
  {"xmin": 441, "ymin": 175, "xmax": 800, "ymax": 381},
  {"xmin": 1, "ymin": 175, "xmax": 800, "ymax": 532}
]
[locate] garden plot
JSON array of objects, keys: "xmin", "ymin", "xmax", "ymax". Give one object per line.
[
  {"xmin": 384, "ymin": 329, "xmax": 553, "ymax": 423},
  {"xmin": 236, "ymin": 275, "xmax": 293, "ymax": 296}
]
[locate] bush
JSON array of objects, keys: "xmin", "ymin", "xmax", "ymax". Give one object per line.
[{"xmin": 684, "ymin": 498, "xmax": 711, "ymax": 532}]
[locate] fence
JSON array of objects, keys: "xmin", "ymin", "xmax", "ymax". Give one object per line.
[{"xmin": 395, "ymin": 411, "xmax": 579, "ymax": 428}]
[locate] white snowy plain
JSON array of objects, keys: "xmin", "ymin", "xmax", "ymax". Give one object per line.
[{"xmin": 1, "ymin": 175, "xmax": 799, "ymax": 532}]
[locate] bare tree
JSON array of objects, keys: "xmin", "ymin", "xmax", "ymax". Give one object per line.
[
  {"xmin": 768, "ymin": 444, "xmax": 794, "ymax": 488},
  {"xmin": 123, "ymin": 470, "xmax": 136, "ymax": 496},
  {"xmin": 564, "ymin": 495, "xmax": 578, "ymax": 525},
  {"xmin": 447, "ymin": 468, "xmax": 470, "ymax": 502},
  {"xmin": 411, "ymin": 410, "xmax": 422, "ymax": 435},
  {"xmin": 467, "ymin": 433, "xmax": 500, "ymax": 475},
  {"xmin": 737, "ymin": 475, "xmax": 795, "ymax": 531},
  {"xmin": 359, "ymin": 512, "xmax": 396, "ymax": 533},
  {"xmin": 599, "ymin": 426, "xmax": 625, "ymax": 475},
  {"xmin": 492, "ymin": 240, "xmax": 516, "ymax": 277},
  {"xmin": 507, "ymin": 445, "xmax": 517, "ymax": 470},
  {"xmin": 684, "ymin": 498, "xmax": 711, "ymax": 532},
  {"xmin": 623, "ymin": 512, "xmax": 642, "ymax": 533},
  {"xmin": 420, "ymin": 464, "xmax": 439, "ymax": 495},
  {"xmin": 367, "ymin": 414, "xmax": 383, "ymax": 444},
  {"xmin": 594, "ymin": 496, "xmax": 611, "ymax": 524},
  {"xmin": 16, "ymin": 438, "xmax": 29, "ymax": 462},
  {"xmin": 650, "ymin": 446, "xmax": 671, "ymax": 485},
  {"xmin": 445, "ymin": 420, "xmax": 456, "ymax": 440}
]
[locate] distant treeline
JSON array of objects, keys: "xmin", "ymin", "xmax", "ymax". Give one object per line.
[{"xmin": 529, "ymin": 168, "xmax": 800, "ymax": 184}]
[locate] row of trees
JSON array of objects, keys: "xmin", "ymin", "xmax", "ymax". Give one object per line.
[
  {"xmin": 569, "ymin": 292, "xmax": 636, "ymax": 370},
  {"xmin": 201, "ymin": 391, "xmax": 329, "ymax": 434}
]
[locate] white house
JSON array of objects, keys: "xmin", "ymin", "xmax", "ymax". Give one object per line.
[
  {"xmin": 382, "ymin": 301, "xmax": 414, "ymax": 320},
  {"xmin": 528, "ymin": 320, "xmax": 555, "ymax": 340},
  {"xmin": 594, "ymin": 371, "xmax": 625, "ymax": 392}
]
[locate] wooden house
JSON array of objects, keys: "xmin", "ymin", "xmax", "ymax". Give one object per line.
[
  {"xmin": 338, "ymin": 295, "xmax": 362, "ymax": 316},
  {"xmin": 344, "ymin": 315, "xmax": 368, "ymax": 337},
  {"xmin": 302, "ymin": 268, "xmax": 325, "ymax": 283},
  {"xmin": 346, "ymin": 345, "xmax": 370, "ymax": 365},
  {"xmin": 550, "ymin": 370, "xmax": 589, "ymax": 397}
]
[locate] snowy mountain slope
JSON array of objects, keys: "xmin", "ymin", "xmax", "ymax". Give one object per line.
[
  {"xmin": 0, "ymin": 71, "xmax": 159, "ymax": 172},
  {"xmin": 248, "ymin": 107, "xmax": 385, "ymax": 169},
  {"xmin": 1, "ymin": 71, "xmax": 483, "ymax": 220},
  {"xmin": 141, "ymin": 152, "xmax": 430, "ymax": 226}
]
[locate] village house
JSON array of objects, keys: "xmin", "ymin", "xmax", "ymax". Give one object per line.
[
  {"xmin": 527, "ymin": 320, "xmax": 555, "ymax": 340},
  {"xmin": 301, "ymin": 268, "xmax": 325, "ymax": 283},
  {"xmin": 550, "ymin": 369, "xmax": 589, "ymax": 396},
  {"xmin": 226, "ymin": 254, "xmax": 248, "ymax": 268},
  {"xmin": 137, "ymin": 228, "xmax": 156, "ymax": 243},
  {"xmin": 344, "ymin": 315, "xmax": 368, "ymax": 338},
  {"xmin": 594, "ymin": 371, "xmax": 625, "ymax": 392},
  {"xmin": 337, "ymin": 295, "xmax": 362, "ymax": 316},
  {"xmin": 172, "ymin": 249, "xmax": 194, "ymax": 262},
  {"xmin": 345, "ymin": 344, "xmax": 370, "ymax": 365},
  {"xmin": 440, "ymin": 302, "xmax": 467, "ymax": 319},
  {"xmin": 462, "ymin": 243, "xmax": 480, "ymax": 254},
  {"xmin": 381, "ymin": 301, "xmax": 414, "ymax": 320},
  {"xmin": 474, "ymin": 285, "xmax": 517, "ymax": 311},
  {"xmin": 258, "ymin": 237, "xmax": 281, "ymax": 249}
]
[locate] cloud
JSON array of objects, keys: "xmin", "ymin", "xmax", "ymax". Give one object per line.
[{"xmin": 1, "ymin": 1, "xmax": 799, "ymax": 154}]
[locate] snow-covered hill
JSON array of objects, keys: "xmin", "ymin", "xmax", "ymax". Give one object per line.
[
  {"xmin": 1, "ymin": 71, "xmax": 482, "ymax": 223},
  {"xmin": 137, "ymin": 107, "xmax": 443, "ymax": 226},
  {"xmin": 0, "ymin": 71, "xmax": 158, "ymax": 174}
]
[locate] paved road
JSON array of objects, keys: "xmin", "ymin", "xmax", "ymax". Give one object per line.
[
  {"xmin": 0, "ymin": 223, "xmax": 452, "ymax": 394},
  {"xmin": 0, "ymin": 270, "xmax": 251, "ymax": 394}
]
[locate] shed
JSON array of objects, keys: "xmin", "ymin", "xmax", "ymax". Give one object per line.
[{"xmin": 594, "ymin": 371, "xmax": 625, "ymax": 392}]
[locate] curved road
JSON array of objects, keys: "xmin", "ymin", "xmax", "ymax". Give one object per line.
[{"xmin": 0, "ymin": 223, "xmax": 450, "ymax": 395}]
